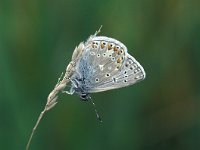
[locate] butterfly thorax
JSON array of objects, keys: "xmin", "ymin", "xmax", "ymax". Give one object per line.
[{"xmin": 70, "ymin": 77, "xmax": 90, "ymax": 100}]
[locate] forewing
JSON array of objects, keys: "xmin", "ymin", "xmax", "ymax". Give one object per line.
[
  {"xmin": 76, "ymin": 36, "xmax": 145, "ymax": 93},
  {"xmin": 75, "ymin": 36, "xmax": 126, "ymax": 90}
]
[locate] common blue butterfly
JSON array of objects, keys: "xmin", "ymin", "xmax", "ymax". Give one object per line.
[{"xmin": 66, "ymin": 34, "xmax": 146, "ymax": 100}]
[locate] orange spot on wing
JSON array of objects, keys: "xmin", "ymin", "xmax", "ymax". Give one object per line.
[
  {"xmin": 101, "ymin": 43, "xmax": 105, "ymax": 49},
  {"xmin": 117, "ymin": 58, "xmax": 121, "ymax": 63},
  {"xmin": 117, "ymin": 50, "xmax": 121, "ymax": 55},
  {"xmin": 114, "ymin": 46, "xmax": 119, "ymax": 51},
  {"xmin": 108, "ymin": 43, "xmax": 112, "ymax": 50}
]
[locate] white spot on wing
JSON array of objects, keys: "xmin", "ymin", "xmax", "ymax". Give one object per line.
[{"xmin": 99, "ymin": 65, "xmax": 104, "ymax": 70}]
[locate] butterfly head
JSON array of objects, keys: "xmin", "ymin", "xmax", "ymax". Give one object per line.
[{"xmin": 70, "ymin": 78, "xmax": 90, "ymax": 100}]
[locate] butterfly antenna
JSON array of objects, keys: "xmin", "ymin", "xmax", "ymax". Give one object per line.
[{"xmin": 89, "ymin": 96, "xmax": 102, "ymax": 122}]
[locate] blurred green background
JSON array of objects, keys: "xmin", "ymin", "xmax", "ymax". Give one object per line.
[{"xmin": 1, "ymin": 0, "xmax": 200, "ymax": 150}]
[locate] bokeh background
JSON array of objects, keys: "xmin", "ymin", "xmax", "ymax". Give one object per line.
[{"xmin": 1, "ymin": 0, "xmax": 200, "ymax": 150}]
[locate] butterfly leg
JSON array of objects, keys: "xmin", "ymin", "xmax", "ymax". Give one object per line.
[{"xmin": 62, "ymin": 88, "xmax": 75, "ymax": 95}]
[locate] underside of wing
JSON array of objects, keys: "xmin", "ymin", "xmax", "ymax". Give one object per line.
[
  {"xmin": 88, "ymin": 53, "xmax": 146, "ymax": 93},
  {"xmin": 72, "ymin": 36, "xmax": 145, "ymax": 93}
]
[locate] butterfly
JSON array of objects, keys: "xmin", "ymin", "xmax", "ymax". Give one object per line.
[{"xmin": 65, "ymin": 34, "xmax": 146, "ymax": 100}]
